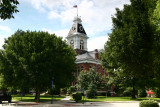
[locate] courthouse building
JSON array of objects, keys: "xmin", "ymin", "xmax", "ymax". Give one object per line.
[{"xmin": 66, "ymin": 16, "xmax": 106, "ymax": 85}]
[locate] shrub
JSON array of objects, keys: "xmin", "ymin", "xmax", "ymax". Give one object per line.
[
  {"xmin": 139, "ymin": 100, "xmax": 159, "ymax": 107},
  {"xmin": 61, "ymin": 88, "xmax": 67, "ymax": 93},
  {"xmin": 86, "ymin": 82, "xmax": 97, "ymax": 99},
  {"xmin": 72, "ymin": 93, "xmax": 82, "ymax": 103},
  {"xmin": 67, "ymin": 86, "xmax": 76, "ymax": 94},
  {"xmin": 153, "ymin": 88, "xmax": 160, "ymax": 98},
  {"xmin": 107, "ymin": 91, "xmax": 111, "ymax": 96},
  {"xmin": 138, "ymin": 89, "xmax": 147, "ymax": 97},
  {"xmin": 123, "ymin": 87, "xmax": 133, "ymax": 97}
]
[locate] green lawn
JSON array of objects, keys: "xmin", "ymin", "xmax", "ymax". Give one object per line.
[
  {"xmin": 12, "ymin": 94, "xmax": 65, "ymax": 102},
  {"xmin": 83, "ymin": 96, "xmax": 160, "ymax": 102}
]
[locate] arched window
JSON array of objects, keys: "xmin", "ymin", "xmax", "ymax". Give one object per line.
[
  {"xmin": 80, "ymin": 40, "xmax": 84, "ymax": 50},
  {"xmin": 81, "ymin": 66, "xmax": 83, "ymax": 71},
  {"xmin": 77, "ymin": 66, "xmax": 80, "ymax": 77},
  {"xmin": 70, "ymin": 40, "xmax": 74, "ymax": 48},
  {"xmin": 98, "ymin": 66, "xmax": 101, "ymax": 71}
]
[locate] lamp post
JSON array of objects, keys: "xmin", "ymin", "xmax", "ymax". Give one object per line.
[{"xmin": 51, "ymin": 77, "xmax": 54, "ymax": 104}]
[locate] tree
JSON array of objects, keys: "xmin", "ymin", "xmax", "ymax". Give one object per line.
[
  {"xmin": 101, "ymin": 0, "xmax": 157, "ymax": 98},
  {"xmin": 86, "ymin": 82, "xmax": 97, "ymax": 98},
  {"xmin": 0, "ymin": 0, "xmax": 19, "ymax": 20},
  {"xmin": 78, "ymin": 68, "xmax": 103, "ymax": 90},
  {"xmin": 151, "ymin": 0, "xmax": 160, "ymax": 97},
  {"xmin": 0, "ymin": 30, "xmax": 77, "ymax": 102}
]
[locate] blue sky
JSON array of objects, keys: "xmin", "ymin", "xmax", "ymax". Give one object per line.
[{"xmin": 0, "ymin": 0, "xmax": 130, "ymax": 51}]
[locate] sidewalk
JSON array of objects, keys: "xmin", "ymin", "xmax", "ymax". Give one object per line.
[
  {"xmin": 32, "ymin": 96, "xmax": 141, "ymax": 107},
  {"xmin": 0, "ymin": 96, "xmax": 149, "ymax": 107}
]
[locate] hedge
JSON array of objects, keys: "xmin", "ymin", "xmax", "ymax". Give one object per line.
[{"xmin": 139, "ymin": 100, "xmax": 159, "ymax": 107}]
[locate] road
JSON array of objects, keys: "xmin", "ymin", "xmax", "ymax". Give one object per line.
[{"xmin": 0, "ymin": 102, "xmax": 140, "ymax": 107}]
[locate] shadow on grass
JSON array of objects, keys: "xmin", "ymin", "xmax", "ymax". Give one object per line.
[{"xmin": 12, "ymin": 95, "xmax": 65, "ymax": 102}]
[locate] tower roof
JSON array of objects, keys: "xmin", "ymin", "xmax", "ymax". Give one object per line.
[{"xmin": 67, "ymin": 16, "xmax": 88, "ymax": 38}]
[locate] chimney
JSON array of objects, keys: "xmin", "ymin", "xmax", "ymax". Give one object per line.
[{"xmin": 94, "ymin": 49, "xmax": 99, "ymax": 59}]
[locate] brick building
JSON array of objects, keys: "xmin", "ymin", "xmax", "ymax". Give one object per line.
[{"xmin": 66, "ymin": 16, "xmax": 106, "ymax": 85}]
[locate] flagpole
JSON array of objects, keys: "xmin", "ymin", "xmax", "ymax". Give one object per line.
[
  {"xmin": 73, "ymin": 5, "xmax": 78, "ymax": 17},
  {"xmin": 77, "ymin": 6, "xmax": 78, "ymax": 17}
]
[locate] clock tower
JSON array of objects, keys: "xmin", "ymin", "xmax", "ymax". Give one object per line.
[{"xmin": 66, "ymin": 16, "xmax": 89, "ymax": 54}]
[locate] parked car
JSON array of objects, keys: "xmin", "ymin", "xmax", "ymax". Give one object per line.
[{"xmin": 0, "ymin": 91, "xmax": 12, "ymax": 103}]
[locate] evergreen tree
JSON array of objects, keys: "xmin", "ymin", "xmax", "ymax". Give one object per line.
[{"xmin": 86, "ymin": 82, "xmax": 97, "ymax": 99}]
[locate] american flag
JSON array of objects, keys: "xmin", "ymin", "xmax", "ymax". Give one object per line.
[{"xmin": 73, "ymin": 5, "xmax": 77, "ymax": 8}]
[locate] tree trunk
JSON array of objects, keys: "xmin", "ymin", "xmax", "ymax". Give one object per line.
[
  {"xmin": 35, "ymin": 88, "xmax": 37, "ymax": 100},
  {"xmin": 131, "ymin": 78, "xmax": 136, "ymax": 99},
  {"xmin": 35, "ymin": 87, "xmax": 40, "ymax": 102},
  {"xmin": 132, "ymin": 86, "xmax": 136, "ymax": 99}
]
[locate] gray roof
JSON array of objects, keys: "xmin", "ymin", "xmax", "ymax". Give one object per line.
[
  {"xmin": 76, "ymin": 51, "xmax": 101, "ymax": 64},
  {"xmin": 67, "ymin": 23, "xmax": 87, "ymax": 37},
  {"xmin": 76, "ymin": 52, "xmax": 93, "ymax": 60}
]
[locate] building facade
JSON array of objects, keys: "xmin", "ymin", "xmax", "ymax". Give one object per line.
[{"xmin": 66, "ymin": 16, "xmax": 106, "ymax": 85}]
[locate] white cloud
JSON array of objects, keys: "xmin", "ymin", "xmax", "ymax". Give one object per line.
[
  {"xmin": 23, "ymin": 0, "xmax": 130, "ymax": 50},
  {"xmin": 42, "ymin": 28, "xmax": 69, "ymax": 39},
  {"xmin": 88, "ymin": 36, "xmax": 108, "ymax": 51},
  {"xmin": 0, "ymin": 26, "xmax": 11, "ymax": 32},
  {"xmin": 48, "ymin": 11, "xmax": 61, "ymax": 19},
  {"xmin": 0, "ymin": 36, "xmax": 5, "ymax": 49},
  {"xmin": 42, "ymin": 0, "xmax": 130, "ymax": 37}
]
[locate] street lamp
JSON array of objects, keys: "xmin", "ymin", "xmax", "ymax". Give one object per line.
[{"xmin": 51, "ymin": 77, "xmax": 54, "ymax": 104}]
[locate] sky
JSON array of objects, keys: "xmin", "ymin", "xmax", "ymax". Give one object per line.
[{"xmin": 0, "ymin": 0, "xmax": 130, "ymax": 51}]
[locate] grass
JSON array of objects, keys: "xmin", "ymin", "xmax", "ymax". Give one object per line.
[
  {"xmin": 82, "ymin": 96, "xmax": 160, "ymax": 102},
  {"xmin": 12, "ymin": 94, "xmax": 65, "ymax": 102},
  {"xmin": 12, "ymin": 95, "xmax": 160, "ymax": 103}
]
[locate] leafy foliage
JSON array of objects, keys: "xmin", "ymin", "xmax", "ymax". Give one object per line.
[
  {"xmin": 122, "ymin": 87, "xmax": 133, "ymax": 97},
  {"xmin": 101, "ymin": 0, "xmax": 158, "ymax": 98},
  {"xmin": 138, "ymin": 89, "xmax": 147, "ymax": 97},
  {"xmin": 78, "ymin": 68, "xmax": 103, "ymax": 90},
  {"xmin": 86, "ymin": 82, "xmax": 97, "ymax": 99},
  {"xmin": 153, "ymin": 88, "xmax": 160, "ymax": 98},
  {"xmin": 67, "ymin": 86, "xmax": 76, "ymax": 94},
  {"xmin": 0, "ymin": 30, "xmax": 76, "ymax": 102},
  {"xmin": 0, "ymin": 0, "xmax": 19, "ymax": 20},
  {"xmin": 72, "ymin": 92, "xmax": 82, "ymax": 103},
  {"xmin": 152, "ymin": 0, "xmax": 160, "ymax": 91},
  {"xmin": 139, "ymin": 100, "xmax": 159, "ymax": 107}
]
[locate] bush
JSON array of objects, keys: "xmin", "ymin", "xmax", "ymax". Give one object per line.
[
  {"xmin": 153, "ymin": 88, "xmax": 160, "ymax": 98},
  {"xmin": 107, "ymin": 91, "xmax": 111, "ymax": 96},
  {"xmin": 67, "ymin": 86, "xmax": 76, "ymax": 94},
  {"xmin": 86, "ymin": 82, "xmax": 97, "ymax": 99},
  {"xmin": 138, "ymin": 89, "xmax": 147, "ymax": 97},
  {"xmin": 72, "ymin": 93, "xmax": 82, "ymax": 103},
  {"xmin": 123, "ymin": 87, "xmax": 133, "ymax": 97},
  {"xmin": 139, "ymin": 100, "xmax": 159, "ymax": 107},
  {"xmin": 48, "ymin": 88, "xmax": 60, "ymax": 95}
]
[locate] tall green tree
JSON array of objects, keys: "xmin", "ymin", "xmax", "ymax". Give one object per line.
[
  {"xmin": 78, "ymin": 68, "xmax": 103, "ymax": 90},
  {"xmin": 0, "ymin": 0, "xmax": 19, "ymax": 20},
  {"xmin": 0, "ymin": 30, "xmax": 76, "ymax": 102},
  {"xmin": 101, "ymin": 0, "xmax": 157, "ymax": 98},
  {"xmin": 152, "ymin": 0, "xmax": 160, "ymax": 81},
  {"xmin": 151, "ymin": 0, "xmax": 160, "ymax": 97}
]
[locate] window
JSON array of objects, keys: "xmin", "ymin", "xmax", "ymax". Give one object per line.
[
  {"xmin": 77, "ymin": 66, "xmax": 80, "ymax": 77},
  {"xmin": 98, "ymin": 66, "xmax": 101, "ymax": 71},
  {"xmin": 81, "ymin": 66, "xmax": 83, "ymax": 71},
  {"xmin": 70, "ymin": 40, "xmax": 74, "ymax": 48},
  {"xmin": 80, "ymin": 40, "xmax": 84, "ymax": 50},
  {"xmin": 89, "ymin": 66, "xmax": 92, "ymax": 69}
]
